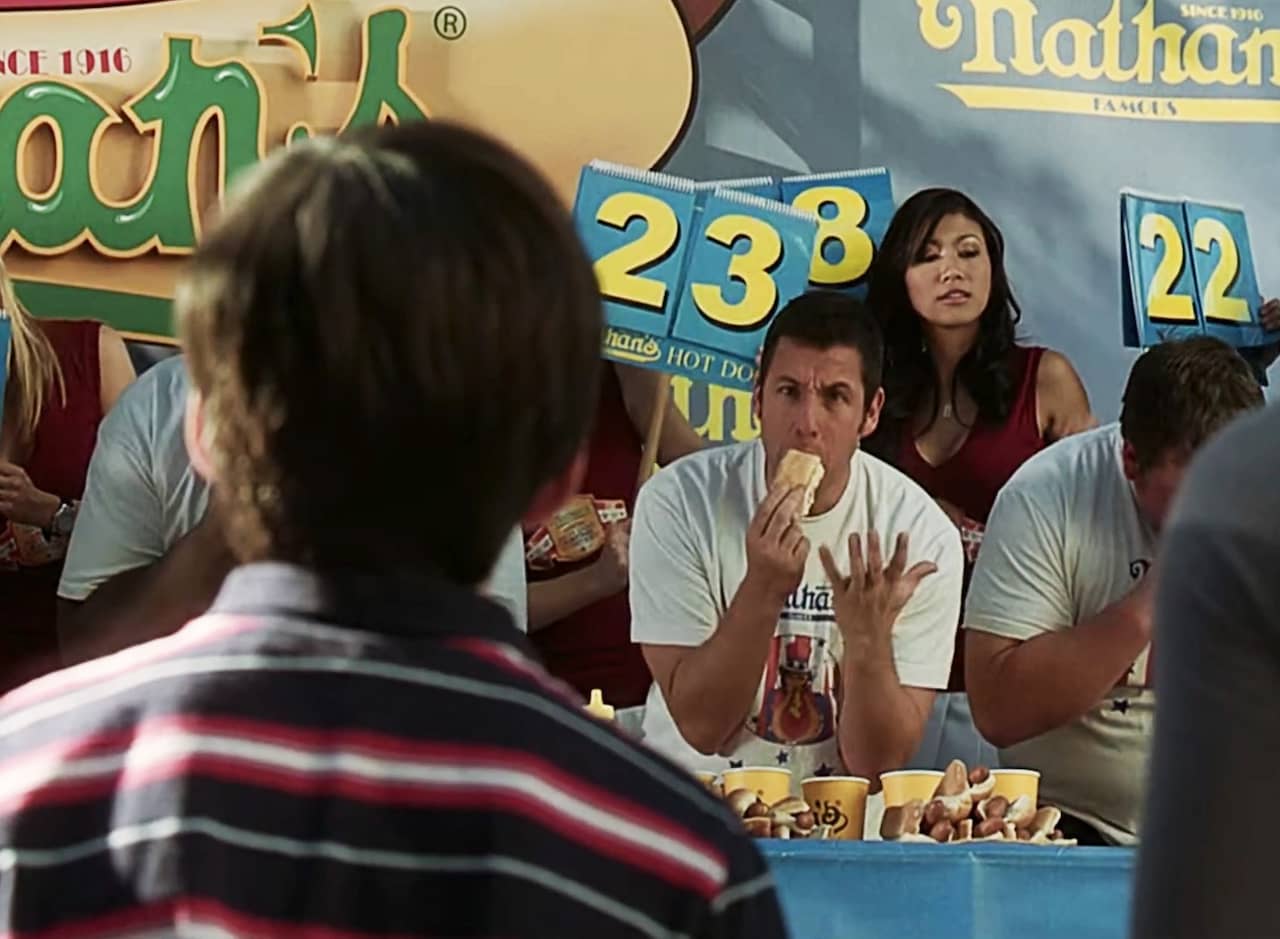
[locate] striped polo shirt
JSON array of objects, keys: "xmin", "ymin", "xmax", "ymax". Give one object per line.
[{"xmin": 0, "ymin": 563, "xmax": 785, "ymax": 938}]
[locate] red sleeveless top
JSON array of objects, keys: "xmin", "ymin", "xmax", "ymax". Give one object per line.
[
  {"xmin": 0, "ymin": 319, "xmax": 103, "ymax": 694},
  {"xmin": 527, "ymin": 366, "xmax": 651, "ymax": 708},
  {"xmin": 896, "ymin": 345, "xmax": 1046, "ymax": 691}
]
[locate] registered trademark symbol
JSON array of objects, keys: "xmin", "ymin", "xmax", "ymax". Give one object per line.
[{"xmin": 434, "ymin": 6, "xmax": 467, "ymax": 39}]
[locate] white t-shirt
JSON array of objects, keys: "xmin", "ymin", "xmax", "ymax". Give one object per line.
[
  {"xmin": 632, "ymin": 440, "xmax": 963, "ymax": 782},
  {"xmin": 59, "ymin": 356, "xmax": 529, "ymax": 632},
  {"xmin": 58, "ymin": 356, "xmax": 207, "ymax": 602},
  {"xmin": 964, "ymin": 422, "xmax": 1155, "ymax": 845}
]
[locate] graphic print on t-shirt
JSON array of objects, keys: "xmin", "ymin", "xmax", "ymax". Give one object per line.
[
  {"xmin": 1119, "ymin": 557, "xmax": 1155, "ymax": 693},
  {"xmin": 752, "ymin": 582, "xmax": 837, "ymax": 746}
]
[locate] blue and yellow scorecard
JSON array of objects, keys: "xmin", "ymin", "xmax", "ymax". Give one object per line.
[
  {"xmin": 574, "ymin": 161, "xmax": 819, "ymax": 390},
  {"xmin": 1120, "ymin": 190, "xmax": 1265, "ymax": 350},
  {"xmin": 781, "ymin": 168, "xmax": 895, "ymax": 297}
]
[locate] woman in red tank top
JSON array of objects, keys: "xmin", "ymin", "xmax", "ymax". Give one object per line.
[
  {"xmin": 0, "ymin": 258, "xmax": 135, "ymax": 693},
  {"xmin": 863, "ymin": 189, "xmax": 1094, "ymax": 765}
]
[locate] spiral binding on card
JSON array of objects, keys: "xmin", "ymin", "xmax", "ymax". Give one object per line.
[
  {"xmin": 783, "ymin": 167, "xmax": 888, "ymax": 183},
  {"xmin": 710, "ymin": 187, "xmax": 819, "ymax": 223},
  {"xmin": 1118, "ymin": 186, "xmax": 1177, "ymax": 204},
  {"xmin": 693, "ymin": 176, "xmax": 775, "ymax": 190},
  {"xmin": 586, "ymin": 159, "xmax": 697, "ymax": 192}
]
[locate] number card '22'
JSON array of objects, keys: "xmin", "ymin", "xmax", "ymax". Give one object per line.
[
  {"xmin": 1120, "ymin": 190, "xmax": 1264, "ymax": 350},
  {"xmin": 574, "ymin": 161, "xmax": 820, "ymax": 390}
]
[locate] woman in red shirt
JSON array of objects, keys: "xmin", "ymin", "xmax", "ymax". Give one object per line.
[
  {"xmin": 526, "ymin": 363, "xmax": 703, "ymax": 709},
  {"xmin": 864, "ymin": 188, "xmax": 1095, "ymax": 768},
  {"xmin": 0, "ymin": 257, "xmax": 135, "ymax": 693}
]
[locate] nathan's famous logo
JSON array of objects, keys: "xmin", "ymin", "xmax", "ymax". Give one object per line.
[
  {"xmin": 782, "ymin": 584, "xmax": 835, "ymax": 623},
  {"xmin": 918, "ymin": 0, "xmax": 1280, "ymax": 122},
  {"xmin": 0, "ymin": 0, "xmax": 733, "ymax": 327},
  {"xmin": 605, "ymin": 327, "xmax": 663, "ymax": 365}
]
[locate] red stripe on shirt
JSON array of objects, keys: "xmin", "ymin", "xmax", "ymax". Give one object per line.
[
  {"xmin": 0, "ymin": 714, "xmax": 727, "ymax": 897},
  {"xmin": 0, "ymin": 895, "xmax": 439, "ymax": 939},
  {"xmin": 1, "ymin": 614, "xmax": 260, "ymax": 710}
]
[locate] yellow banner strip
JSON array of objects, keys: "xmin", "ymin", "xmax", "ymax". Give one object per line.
[{"xmin": 939, "ymin": 84, "xmax": 1280, "ymax": 124}]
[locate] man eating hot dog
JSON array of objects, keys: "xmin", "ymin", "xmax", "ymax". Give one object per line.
[
  {"xmin": 964, "ymin": 336, "xmax": 1263, "ymax": 845},
  {"xmin": 632, "ymin": 291, "xmax": 963, "ymax": 787}
]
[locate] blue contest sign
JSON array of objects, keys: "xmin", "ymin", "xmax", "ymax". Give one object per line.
[
  {"xmin": 1120, "ymin": 190, "xmax": 1264, "ymax": 350},
  {"xmin": 573, "ymin": 161, "xmax": 894, "ymax": 390},
  {"xmin": 700, "ymin": 169, "xmax": 896, "ymax": 297}
]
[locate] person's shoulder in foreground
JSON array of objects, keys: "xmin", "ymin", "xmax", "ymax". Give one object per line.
[
  {"xmin": 1131, "ymin": 403, "xmax": 1280, "ymax": 939},
  {"xmin": 0, "ymin": 119, "xmax": 787, "ymax": 938},
  {"xmin": 0, "ymin": 561, "xmax": 784, "ymax": 938}
]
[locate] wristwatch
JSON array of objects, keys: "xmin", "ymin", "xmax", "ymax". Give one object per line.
[{"xmin": 45, "ymin": 499, "xmax": 78, "ymax": 539}]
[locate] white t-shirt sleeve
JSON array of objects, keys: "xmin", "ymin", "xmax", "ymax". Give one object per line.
[
  {"xmin": 964, "ymin": 481, "xmax": 1073, "ymax": 641},
  {"xmin": 482, "ymin": 526, "xmax": 528, "ymax": 633},
  {"xmin": 630, "ymin": 469, "xmax": 719, "ymax": 648},
  {"xmin": 57, "ymin": 406, "xmax": 165, "ymax": 602},
  {"xmin": 889, "ymin": 519, "xmax": 963, "ymax": 690}
]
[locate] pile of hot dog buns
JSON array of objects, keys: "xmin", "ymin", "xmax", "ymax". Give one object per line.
[
  {"xmin": 722, "ymin": 790, "xmax": 833, "ymax": 840},
  {"xmin": 880, "ymin": 760, "xmax": 1077, "ymax": 845}
]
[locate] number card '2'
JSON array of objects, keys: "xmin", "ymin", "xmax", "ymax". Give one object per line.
[
  {"xmin": 1120, "ymin": 190, "xmax": 1264, "ymax": 350},
  {"xmin": 574, "ymin": 161, "xmax": 819, "ymax": 390}
]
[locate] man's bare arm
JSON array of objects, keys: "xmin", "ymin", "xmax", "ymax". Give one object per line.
[
  {"xmin": 643, "ymin": 578, "xmax": 788, "ymax": 754},
  {"xmin": 838, "ymin": 643, "xmax": 935, "ymax": 783},
  {"xmin": 966, "ymin": 580, "xmax": 1152, "ymax": 748},
  {"xmin": 58, "ymin": 514, "xmax": 235, "ymax": 666},
  {"xmin": 643, "ymin": 486, "xmax": 807, "ymax": 754}
]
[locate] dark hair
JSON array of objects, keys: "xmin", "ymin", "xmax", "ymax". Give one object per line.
[
  {"xmin": 177, "ymin": 121, "xmax": 603, "ymax": 584},
  {"xmin": 757, "ymin": 290, "xmax": 884, "ymax": 402},
  {"xmin": 1120, "ymin": 336, "xmax": 1262, "ymax": 469},
  {"xmin": 864, "ymin": 188, "xmax": 1020, "ymax": 457}
]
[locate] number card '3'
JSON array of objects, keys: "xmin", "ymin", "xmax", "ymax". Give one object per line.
[{"xmin": 672, "ymin": 189, "xmax": 818, "ymax": 363}]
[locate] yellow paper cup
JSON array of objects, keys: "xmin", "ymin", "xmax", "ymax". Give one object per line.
[
  {"xmin": 992, "ymin": 769, "xmax": 1040, "ymax": 804},
  {"xmin": 879, "ymin": 770, "xmax": 944, "ymax": 807},
  {"xmin": 722, "ymin": 767, "xmax": 792, "ymax": 804},
  {"xmin": 802, "ymin": 776, "xmax": 870, "ymax": 841}
]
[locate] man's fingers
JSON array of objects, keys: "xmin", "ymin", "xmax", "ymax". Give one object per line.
[
  {"xmin": 904, "ymin": 561, "xmax": 938, "ymax": 588},
  {"xmin": 780, "ymin": 522, "xmax": 805, "ymax": 551},
  {"xmin": 865, "ymin": 531, "xmax": 883, "ymax": 582},
  {"xmin": 886, "ymin": 532, "xmax": 909, "ymax": 579},
  {"xmin": 818, "ymin": 544, "xmax": 843, "ymax": 587},
  {"xmin": 793, "ymin": 535, "xmax": 811, "ymax": 564},
  {"xmin": 763, "ymin": 489, "xmax": 804, "ymax": 540},
  {"xmin": 752, "ymin": 484, "xmax": 794, "ymax": 536}
]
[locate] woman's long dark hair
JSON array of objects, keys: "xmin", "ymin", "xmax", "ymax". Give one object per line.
[{"xmin": 864, "ymin": 188, "xmax": 1021, "ymax": 462}]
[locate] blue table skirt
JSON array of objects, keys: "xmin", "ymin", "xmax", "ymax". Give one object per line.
[{"xmin": 760, "ymin": 841, "xmax": 1135, "ymax": 939}]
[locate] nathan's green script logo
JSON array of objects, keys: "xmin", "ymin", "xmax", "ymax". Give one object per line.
[{"xmin": 0, "ymin": 6, "xmax": 427, "ymax": 258}]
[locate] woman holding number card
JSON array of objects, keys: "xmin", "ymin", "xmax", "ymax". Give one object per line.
[
  {"xmin": 0, "ymin": 256, "xmax": 135, "ymax": 693},
  {"xmin": 525, "ymin": 362, "xmax": 703, "ymax": 710},
  {"xmin": 863, "ymin": 188, "xmax": 1095, "ymax": 769}
]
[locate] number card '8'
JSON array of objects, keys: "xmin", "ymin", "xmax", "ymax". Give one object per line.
[
  {"xmin": 782, "ymin": 168, "xmax": 894, "ymax": 297},
  {"xmin": 1121, "ymin": 191, "xmax": 1264, "ymax": 349}
]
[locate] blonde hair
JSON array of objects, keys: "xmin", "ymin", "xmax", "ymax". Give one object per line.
[{"xmin": 0, "ymin": 257, "xmax": 66, "ymax": 435}]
